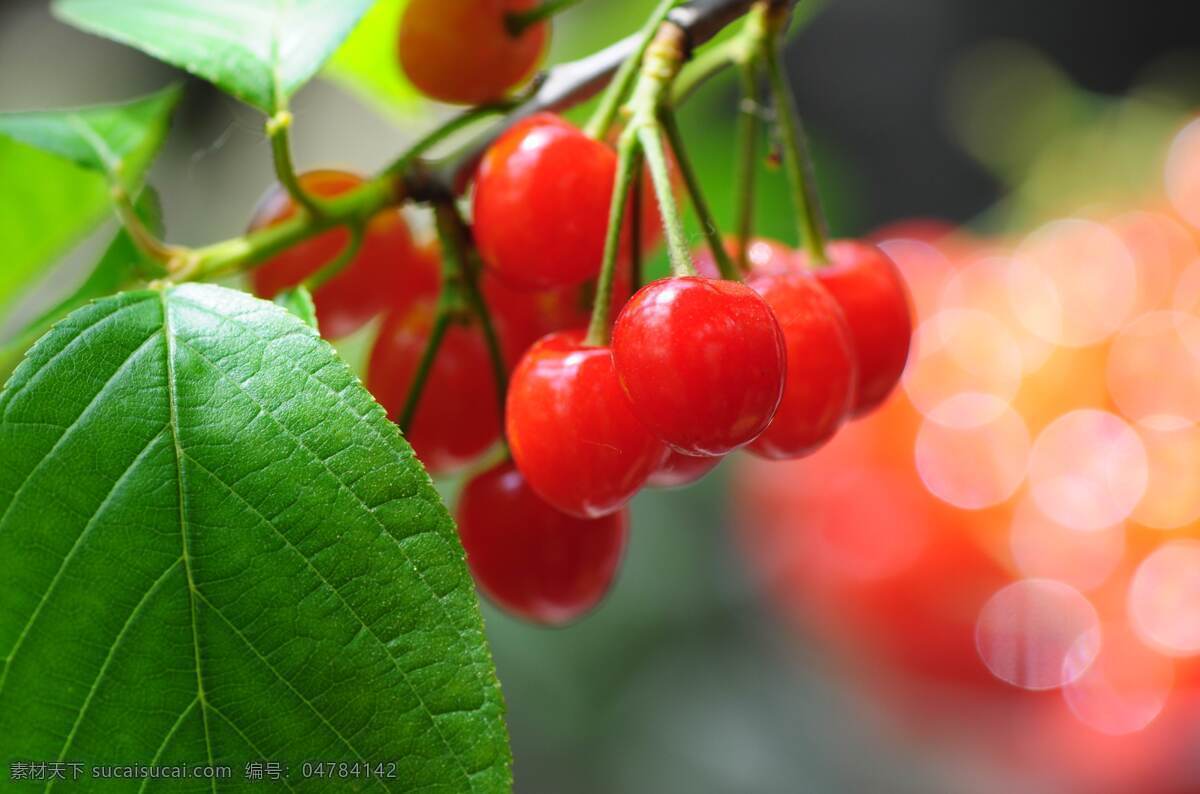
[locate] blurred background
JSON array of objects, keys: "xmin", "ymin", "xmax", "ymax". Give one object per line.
[{"xmin": 4, "ymin": 1, "xmax": 1200, "ymax": 791}]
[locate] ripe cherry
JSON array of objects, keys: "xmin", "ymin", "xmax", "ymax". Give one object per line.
[
  {"xmin": 800, "ymin": 240, "xmax": 912, "ymax": 416},
  {"xmin": 457, "ymin": 459, "xmax": 627, "ymax": 626},
  {"xmin": 398, "ymin": 0, "xmax": 548, "ymax": 105},
  {"xmin": 647, "ymin": 450, "xmax": 722, "ymax": 489},
  {"xmin": 473, "ymin": 113, "xmax": 657, "ymax": 290},
  {"xmin": 746, "ymin": 272, "xmax": 857, "ymax": 459},
  {"xmin": 693, "ymin": 237, "xmax": 794, "ymax": 279},
  {"xmin": 507, "ymin": 329, "xmax": 667, "ymax": 518},
  {"xmin": 368, "ymin": 299, "xmax": 503, "ymax": 475},
  {"xmin": 612, "ymin": 276, "xmax": 786, "ymax": 456},
  {"xmin": 249, "ymin": 169, "xmax": 431, "ymax": 338}
]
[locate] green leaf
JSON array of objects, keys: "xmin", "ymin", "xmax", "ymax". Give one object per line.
[
  {"xmin": 325, "ymin": 0, "xmax": 425, "ymax": 118},
  {"xmin": 273, "ymin": 284, "xmax": 319, "ymax": 331},
  {"xmin": 0, "ymin": 85, "xmax": 181, "ymax": 190},
  {"xmin": 0, "ymin": 284, "xmax": 511, "ymax": 791},
  {"xmin": 0, "ymin": 188, "xmax": 165, "ymax": 385},
  {"xmin": 0, "ymin": 138, "xmax": 110, "ymax": 313},
  {"xmin": 54, "ymin": 0, "xmax": 376, "ymax": 114}
]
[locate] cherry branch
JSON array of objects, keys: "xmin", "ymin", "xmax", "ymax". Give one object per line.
[{"xmin": 175, "ymin": 0, "xmax": 800, "ymax": 282}]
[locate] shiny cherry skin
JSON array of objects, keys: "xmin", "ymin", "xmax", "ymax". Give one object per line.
[
  {"xmin": 799, "ymin": 240, "xmax": 912, "ymax": 416},
  {"xmin": 457, "ymin": 460, "xmax": 627, "ymax": 626},
  {"xmin": 398, "ymin": 0, "xmax": 548, "ymax": 105},
  {"xmin": 746, "ymin": 272, "xmax": 857, "ymax": 459},
  {"xmin": 507, "ymin": 329, "xmax": 667, "ymax": 518},
  {"xmin": 249, "ymin": 170, "xmax": 430, "ymax": 338},
  {"xmin": 693, "ymin": 237, "xmax": 794, "ymax": 279},
  {"xmin": 368, "ymin": 299, "xmax": 502, "ymax": 475},
  {"xmin": 612, "ymin": 276, "xmax": 786, "ymax": 456},
  {"xmin": 473, "ymin": 113, "xmax": 654, "ymax": 290},
  {"xmin": 483, "ymin": 264, "xmax": 635, "ymax": 363},
  {"xmin": 646, "ymin": 450, "xmax": 722, "ymax": 489}
]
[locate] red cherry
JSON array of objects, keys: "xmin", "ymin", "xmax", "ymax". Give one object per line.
[
  {"xmin": 473, "ymin": 113, "xmax": 653, "ymax": 290},
  {"xmin": 398, "ymin": 0, "xmax": 548, "ymax": 105},
  {"xmin": 800, "ymin": 240, "xmax": 912, "ymax": 416},
  {"xmin": 368, "ymin": 299, "xmax": 502, "ymax": 474},
  {"xmin": 694, "ymin": 237, "xmax": 794, "ymax": 279},
  {"xmin": 506, "ymin": 329, "xmax": 667, "ymax": 518},
  {"xmin": 746, "ymin": 272, "xmax": 857, "ymax": 459},
  {"xmin": 647, "ymin": 450, "xmax": 721, "ymax": 489},
  {"xmin": 457, "ymin": 460, "xmax": 627, "ymax": 626},
  {"xmin": 249, "ymin": 169, "xmax": 431, "ymax": 338},
  {"xmin": 612, "ymin": 276, "xmax": 786, "ymax": 456}
]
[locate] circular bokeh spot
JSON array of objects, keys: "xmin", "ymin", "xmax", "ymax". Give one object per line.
[
  {"xmin": 976, "ymin": 579, "xmax": 1101, "ymax": 690},
  {"xmin": 1008, "ymin": 219, "xmax": 1136, "ymax": 347},
  {"xmin": 903, "ymin": 309, "xmax": 1024, "ymax": 425},
  {"xmin": 1029, "ymin": 410, "xmax": 1149, "ymax": 532},
  {"xmin": 915, "ymin": 394, "xmax": 1030, "ymax": 509},
  {"xmin": 1129, "ymin": 540, "xmax": 1200, "ymax": 656},
  {"xmin": 1062, "ymin": 623, "xmax": 1174, "ymax": 735}
]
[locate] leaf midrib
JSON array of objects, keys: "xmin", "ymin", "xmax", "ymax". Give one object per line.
[{"xmin": 160, "ymin": 288, "xmax": 218, "ymax": 794}]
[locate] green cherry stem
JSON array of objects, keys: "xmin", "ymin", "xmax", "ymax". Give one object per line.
[
  {"xmin": 384, "ymin": 100, "xmax": 524, "ymax": 177},
  {"xmin": 733, "ymin": 55, "xmax": 761, "ymax": 271},
  {"xmin": 639, "ymin": 123, "xmax": 694, "ymax": 278},
  {"xmin": 584, "ymin": 0, "xmax": 681, "ymax": 140},
  {"xmin": 436, "ymin": 202, "xmax": 510, "ymax": 433},
  {"xmin": 181, "ymin": 176, "xmax": 401, "ymax": 281},
  {"xmin": 761, "ymin": 7, "xmax": 829, "ymax": 263},
  {"xmin": 505, "ymin": 0, "xmax": 583, "ymax": 36},
  {"xmin": 398, "ymin": 211, "xmax": 468, "ymax": 434},
  {"xmin": 670, "ymin": 36, "xmax": 742, "ymax": 105},
  {"xmin": 585, "ymin": 130, "xmax": 642, "ymax": 347},
  {"xmin": 397, "ymin": 309, "xmax": 452, "ymax": 435},
  {"xmin": 111, "ymin": 185, "xmax": 179, "ymax": 265},
  {"xmin": 266, "ymin": 110, "xmax": 325, "ymax": 218},
  {"xmin": 629, "ymin": 166, "xmax": 645, "ymax": 294},
  {"xmin": 303, "ymin": 223, "xmax": 364, "ymax": 291},
  {"xmin": 659, "ymin": 108, "xmax": 739, "ymax": 280}
]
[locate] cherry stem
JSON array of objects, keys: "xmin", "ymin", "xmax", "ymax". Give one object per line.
[
  {"xmin": 760, "ymin": 5, "xmax": 829, "ymax": 263},
  {"xmin": 584, "ymin": 0, "xmax": 681, "ymax": 140},
  {"xmin": 397, "ymin": 309, "xmax": 452, "ymax": 435},
  {"xmin": 266, "ymin": 110, "xmax": 325, "ymax": 219},
  {"xmin": 303, "ymin": 223, "xmax": 364, "ymax": 291},
  {"xmin": 585, "ymin": 131, "xmax": 642, "ymax": 347},
  {"xmin": 384, "ymin": 99, "xmax": 523, "ymax": 177},
  {"xmin": 670, "ymin": 36, "xmax": 742, "ymax": 105},
  {"xmin": 111, "ymin": 185, "xmax": 179, "ymax": 264},
  {"xmin": 733, "ymin": 56, "xmax": 761, "ymax": 271},
  {"xmin": 434, "ymin": 202, "xmax": 510, "ymax": 434},
  {"xmin": 659, "ymin": 108, "xmax": 738, "ymax": 280},
  {"xmin": 505, "ymin": 0, "xmax": 583, "ymax": 36},
  {"xmin": 144, "ymin": 1, "xmax": 800, "ymax": 288},
  {"xmin": 639, "ymin": 123, "xmax": 695, "ymax": 278},
  {"xmin": 629, "ymin": 167, "xmax": 644, "ymax": 293}
]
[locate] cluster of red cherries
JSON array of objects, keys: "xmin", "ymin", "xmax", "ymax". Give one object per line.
[{"xmin": 246, "ymin": 0, "xmax": 914, "ymax": 627}]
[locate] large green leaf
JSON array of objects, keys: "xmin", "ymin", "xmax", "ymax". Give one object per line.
[
  {"xmin": 0, "ymin": 85, "xmax": 180, "ymax": 190},
  {"xmin": 0, "ymin": 284, "xmax": 510, "ymax": 791},
  {"xmin": 325, "ymin": 0, "xmax": 424, "ymax": 118},
  {"xmin": 54, "ymin": 0, "xmax": 376, "ymax": 114}
]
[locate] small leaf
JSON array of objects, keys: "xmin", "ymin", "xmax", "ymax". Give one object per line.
[
  {"xmin": 0, "ymin": 138, "xmax": 109, "ymax": 314},
  {"xmin": 54, "ymin": 0, "xmax": 376, "ymax": 114},
  {"xmin": 0, "ymin": 188, "xmax": 164, "ymax": 385},
  {"xmin": 15, "ymin": 188, "xmax": 166, "ymax": 347},
  {"xmin": 325, "ymin": 0, "xmax": 426, "ymax": 119},
  {"xmin": 0, "ymin": 284, "xmax": 511, "ymax": 791},
  {"xmin": 273, "ymin": 284, "xmax": 319, "ymax": 331},
  {"xmin": 0, "ymin": 84, "xmax": 181, "ymax": 189}
]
